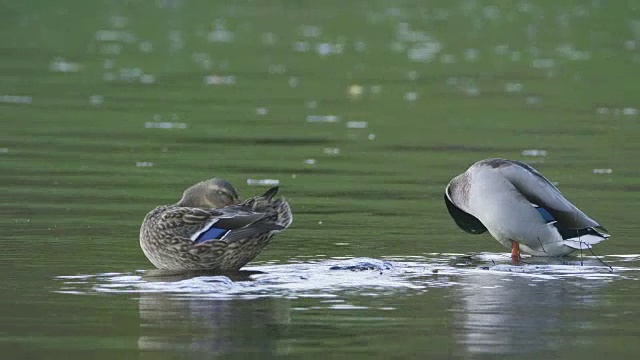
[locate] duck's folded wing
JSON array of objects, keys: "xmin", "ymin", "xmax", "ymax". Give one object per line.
[
  {"xmin": 159, "ymin": 207, "xmax": 264, "ymax": 241},
  {"xmin": 211, "ymin": 205, "xmax": 286, "ymax": 242},
  {"xmin": 220, "ymin": 222, "xmax": 285, "ymax": 243},
  {"xmin": 214, "ymin": 208, "xmax": 266, "ymax": 229},
  {"xmin": 500, "ymin": 161, "xmax": 601, "ymax": 229}
]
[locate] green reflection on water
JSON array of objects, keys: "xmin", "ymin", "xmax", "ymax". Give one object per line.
[{"xmin": 2, "ymin": 0, "xmax": 640, "ymax": 358}]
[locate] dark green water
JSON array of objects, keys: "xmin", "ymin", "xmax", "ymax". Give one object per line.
[{"xmin": 2, "ymin": 1, "xmax": 640, "ymax": 358}]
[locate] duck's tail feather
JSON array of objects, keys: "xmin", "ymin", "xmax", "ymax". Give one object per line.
[
  {"xmin": 560, "ymin": 226, "xmax": 610, "ymax": 250},
  {"xmin": 241, "ymin": 187, "xmax": 280, "ymax": 211},
  {"xmin": 239, "ymin": 188, "xmax": 292, "ymax": 229},
  {"xmin": 261, "ymin": 186, "xmax": 279, "ymax": 200},
  {"xmin": 219, "ymin": 199, "xmax": 291, "ymax": 244},
  {"xmin": 272, "ymin": 198, "xmax": 293, "ymax": 228}
]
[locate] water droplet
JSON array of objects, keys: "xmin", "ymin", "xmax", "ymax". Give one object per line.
[
  {"xmin": 464, "ymin": 48, "xmax": 479, "ymax": 62},
  {"xmin": 347, "ymin": 84, "xmax": 363, "ymax": 98},
  {"xmin": 306, "ymin": 115, "xmax": 339, "ymax": 123},
  {"xmin": 0, "ymin": 95, "xmax": 32, "ymax": 104},
  {"xmin": 140, "ymin": 74, "xmax": 156, "ymax": 84},
  {"xmin": 440, "ymin": 54, "xmax": 456, "ymax": 64},
  {"xmin": 144, "ymin": 121, "xmax": 187, "ymax": 129},
  {"xmin": 494, "ymin": 44, "xmax": 509, "ymax": 55},
  {"xmin": 370, "ymin": 85, "xmax": 382, "ymax": 94},
  {"xmin": 262, "ymin": 32, "xmax": 277, "ymax": 45},
  {"xmin": 89, "ymin": 95, "xmax": 104, "ymax": 106},
  {"xmin": 624, "ymin": 40, "xmax": 636, "ymax": 51},
  {"xmin": 404, "ymin": 92, "xmax": 418, "ymax": 101},
  {"xmin": 301, "ymin": 25, "xmax": 322, "ymax": 38},
  {"xmin": 407, "ymin": 41, "xmax": 442, "ymax": 62},
  {"xmin": 103, "ymin": 72, "xmax": 115, "ymax": 82},
  {"xmin": 316, "ymin": 42, "xmax": 335, "ymax": 56},
  {"xmin": 505, "ymin": 82, "xmax": 523, "ymax": 93},
  {"xmin": 346, "ymin": 121, "xmax": 368, "ymax": 129},
  {"xmin": 521, "ymin": 149, "xmax": 547, "ymax": 157},
  {"xmin": 268, "ymin": 64, "xmax": 287, "ymax": 74},
  {"xmin": 139, "ymin": 41, "xmax": 153, "ymax": 53},
  {"xmin": 323, "ymin": 147, "xmax": 340, "ymax": 156},
  {"xmin": 103, "ymin": 59, "xmax": 114, "ymax": 70},
  {"xmin": 246, "ymin": 178, "xmax": 280, "ymax": 186},
  {"xmin": 526, "ymin": 96, "xmax": 541, "ymax": 105},
  {"xmin": 532, "ymin": 59, "xmax": 555, "ymax": 69},
  {"xmin": 208, "ymin": 24, "xmax": 234, "ymax": 43},
  {"xmin": 293, "ymin": 41, "xmax": 310, "ymax": 52},
  {"xmin": 49, "ymin": 57, "xmax": 80, "ymax": 73},
  {"xmin": 464, "ymin": 85, "xmax": 480, "ymax": 97},
  {"xmin": 204, "ymin": 75, "xmax": 236, "ymax": 85}
]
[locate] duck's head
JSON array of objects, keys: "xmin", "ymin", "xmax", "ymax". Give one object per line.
[{"xmin": 177, "ymin": 178, "xmax": 240, "ymax": 208}]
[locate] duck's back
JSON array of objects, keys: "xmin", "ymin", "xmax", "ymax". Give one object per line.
[
  {"xmin": 139, "ymin": 193, "xmax": 293, "ymax": 271},
  {"xmin": 208, "ymin": 196, "xmax": 293, "ymax": 270}
]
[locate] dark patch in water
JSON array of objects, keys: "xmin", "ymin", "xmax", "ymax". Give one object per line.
[
  {"xmin": 365, "ymin": 71, "xmax": 547, "ymax": 84},
  {"xmin": 512, "ymin": 128, "xmax": 602, "ymax": 136},
  {"xmin": 141, "ymin": 269, "xmax": 263, "ymax": 282},
  {"xmin": 178, "ymin": 136, "xmax": 341, "ymax": 146},
  {"xmin": 223, "ymin": 166, "xmax": 393, "ymax": 176},
  {"xmin": 382, "ymin": 144, "xmax": 522, "ymax": 153},
  {"xmin": 298, "ymin": 209, "xmax": 411, "ymax": 217},
  {"xmin": 329, "ymin": 261, "xmax": 394, "ymax": 272},
  {"xmin": 570, "ymin": 183, "xmax": 640, "ymax": 192},
  {"xmin": 304, "ymin": 190, "xmax": 416, "ymax": 200}
]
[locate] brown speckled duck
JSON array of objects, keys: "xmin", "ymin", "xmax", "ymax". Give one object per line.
[{"xmin": 140, "ymin": 178, "xmax": 292, "ymax": 271}]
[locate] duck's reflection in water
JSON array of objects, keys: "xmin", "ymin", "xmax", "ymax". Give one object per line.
[
  {"xmin": 450, "ymin": 270, "xmax": 606, "ymax": 356},
  {"xmin": 137, "ymin": 270, "xmax": 290, "ymax": 358}
]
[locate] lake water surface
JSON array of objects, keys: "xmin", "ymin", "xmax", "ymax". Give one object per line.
[{"xmin": 2, "ymin": 1, "xmax": 640, "ymax": 359}]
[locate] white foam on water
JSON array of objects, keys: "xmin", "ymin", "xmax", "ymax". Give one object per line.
[{"xmin": 53, "ymin": 255, "xmax": 640, "ymax": 300}]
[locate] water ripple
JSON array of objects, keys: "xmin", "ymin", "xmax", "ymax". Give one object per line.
[{"xmin": 54, "ymin": 254, "xmax": 640, "ymax": 299}]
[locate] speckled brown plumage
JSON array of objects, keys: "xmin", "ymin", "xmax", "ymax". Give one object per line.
[{"xmin": 140, "ymin": 182, "xmax": 292, "ymax": 271}]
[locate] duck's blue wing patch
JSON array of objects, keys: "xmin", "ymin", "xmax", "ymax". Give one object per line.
[
  {"xmin": 535, "ymin": 206, "xmax": 555, "ymax": 223},
  {"xmin": 193, "ymin": 226, "xmax": 229, "ymax": 244}
]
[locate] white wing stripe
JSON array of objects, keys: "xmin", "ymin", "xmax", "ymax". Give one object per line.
[{"xmin": 190, "ymin": 219, "xmax": 219, "ymax": 241}]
